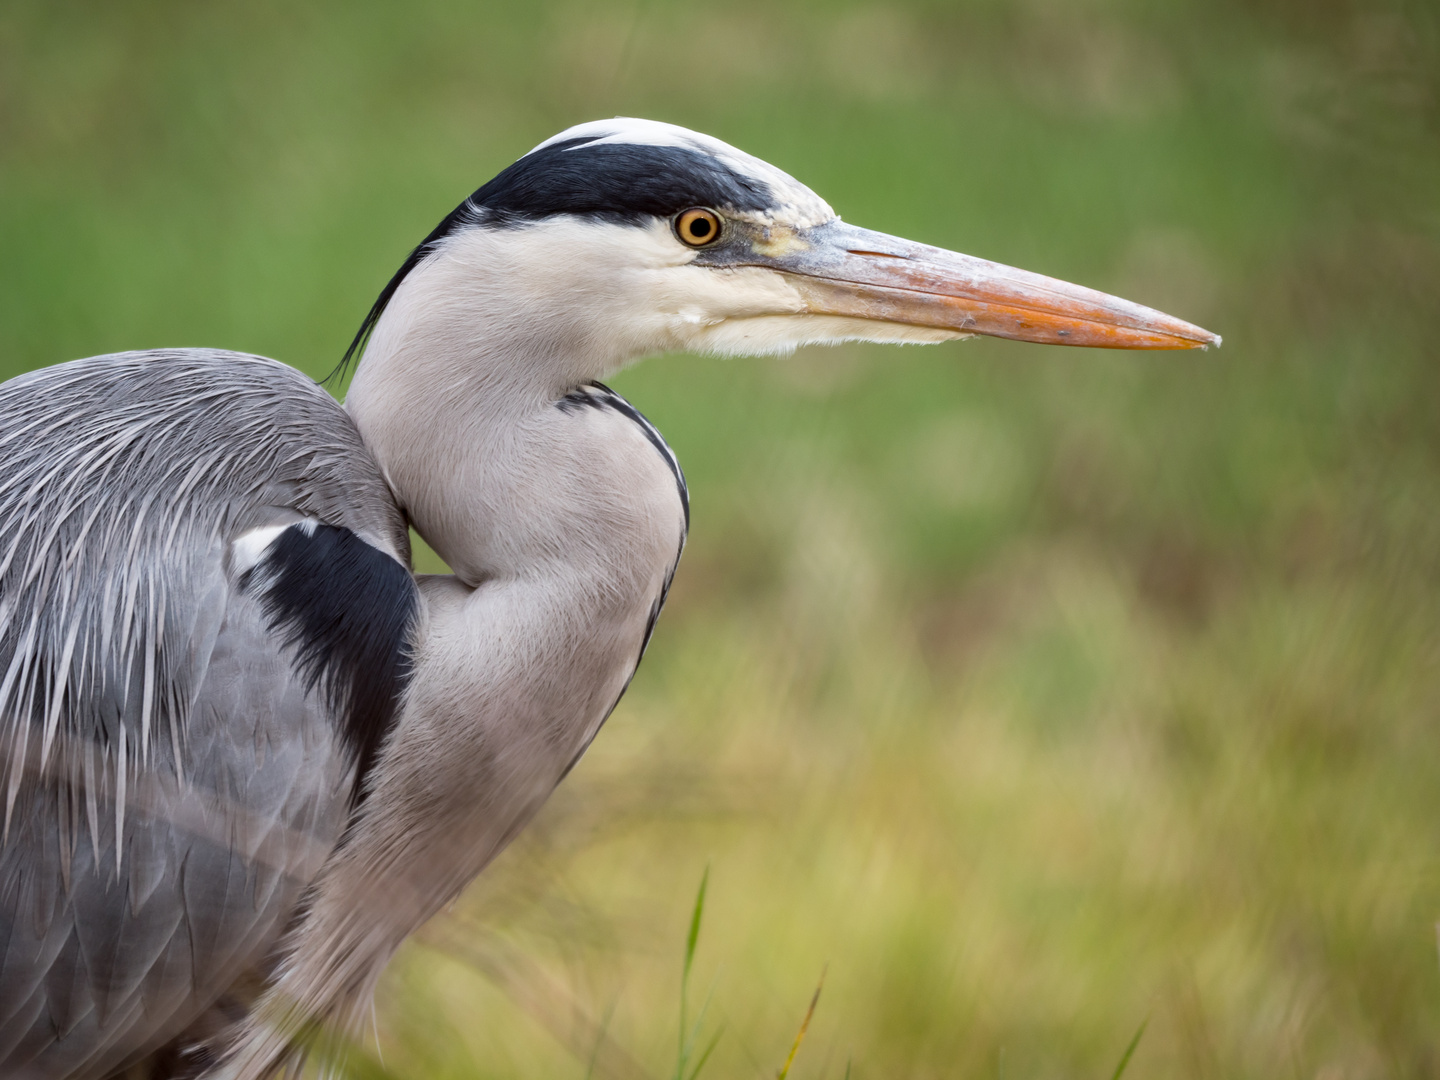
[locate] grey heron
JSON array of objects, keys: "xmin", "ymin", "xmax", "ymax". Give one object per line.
[{"xmin": 0, "ymin": 118, "xmax": 1219, "ymax": 1078}]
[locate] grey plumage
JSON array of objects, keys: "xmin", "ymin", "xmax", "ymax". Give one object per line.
[
  {"xmin": 0, "ymin": 350, "xmax": 408, "ymax": 1077},
  {"xmin": 0, "ymin": 117, "xmax": 1218, "ymax": 1080}
]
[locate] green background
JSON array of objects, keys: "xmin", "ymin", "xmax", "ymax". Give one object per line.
[{"xmin": 3, "ymin": 1, "xmax": 1439, "ymax": 1076}]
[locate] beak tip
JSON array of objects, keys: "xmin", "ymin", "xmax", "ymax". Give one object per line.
[{"xmin": 1168, "ymin": 320, "xmax": 1220, "ymax": 350}]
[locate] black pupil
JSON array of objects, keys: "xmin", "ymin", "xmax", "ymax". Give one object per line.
[{"xmin": 688, "ymin": 216, "xmax": 712, "ymax": 240}]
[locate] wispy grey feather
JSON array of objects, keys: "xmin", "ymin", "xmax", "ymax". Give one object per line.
[
  {"xmin": 0, "ymin": 350, "xmax": 407, "ymax": 852},
  {"xmin": 0, "ymin": 349, "xmax": 410, "ymax": 1078}
]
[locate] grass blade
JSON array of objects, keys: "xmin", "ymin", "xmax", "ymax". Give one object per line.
[
  {"xmin": 776, "ymin": 966, "xmax": 826, "ymax": 1080},
  {"xmin": 684, "ymin": 865, "xmax": 709, "ymax": 982},
  {"xmin": 685, "ymin": 1024, "xmax": 725, "ymax": 1080},
  {"xmin": 676, "ymin": 867, "xmax": 711, "ymax": 1080},
  {"xmin": 582, "ymin": 999, "xmax": 619, "ymax": 1080},
  {"xmin": 1108, "ymin": 1018, "xmax": 1148, "ymax": 1080}
]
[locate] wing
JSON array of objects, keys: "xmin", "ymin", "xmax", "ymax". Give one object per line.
[{"xmin": 0, "ymin": 351, "xmax": 418, "ymax": 1078}]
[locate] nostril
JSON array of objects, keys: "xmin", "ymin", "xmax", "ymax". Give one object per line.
[{"xmin": 847, "ymin": 249, "xmax": 907, "ymax": 259}]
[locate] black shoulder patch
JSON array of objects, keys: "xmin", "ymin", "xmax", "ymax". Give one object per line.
[{"xmin": 244, "ymin": 524, "xmax": 418, "ymax": 802}]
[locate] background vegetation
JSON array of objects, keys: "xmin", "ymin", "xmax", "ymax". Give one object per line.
[{"xmin": 3, "ymin": 0, "xmax": 1439, "ymax": 1076}]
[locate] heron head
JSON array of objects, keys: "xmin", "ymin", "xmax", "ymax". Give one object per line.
[{"xmin": 346, "ymin": 118, "xmax": 1218, "ymax": 387}]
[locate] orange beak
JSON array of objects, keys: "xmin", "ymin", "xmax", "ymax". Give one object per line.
[{"xmin": 740, "ymin": 221, "xmax": 1219, "ymax": 350}]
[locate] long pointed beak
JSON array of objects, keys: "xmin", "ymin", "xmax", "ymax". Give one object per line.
[{"xmin": 755, "ymin": 221, "xmax": 1220, "ymax": 350}]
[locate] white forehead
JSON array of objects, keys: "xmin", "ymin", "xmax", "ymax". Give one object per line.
[{"xmin": 527, "ymin": 118, "xmax": 836, "ymax": 229}]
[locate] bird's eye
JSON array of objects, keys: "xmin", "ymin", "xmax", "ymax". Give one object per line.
[{"xmin": 676, "ymin": 208, "xmax": 722, "ymax": 247}]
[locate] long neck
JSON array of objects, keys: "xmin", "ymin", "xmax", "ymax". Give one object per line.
[
  {"xmin": 344, "ymin": 238, "xmax": 616, "ymax": 583},
  {"xmin": 225, "ymin": 239, "xmax": 689, "ymax": 1077}
]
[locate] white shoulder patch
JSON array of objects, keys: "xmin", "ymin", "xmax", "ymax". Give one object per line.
[{"xmin": 232, "ymin": 520, "xmax": 318, "ymax": 576}]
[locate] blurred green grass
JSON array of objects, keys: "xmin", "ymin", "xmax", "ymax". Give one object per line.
[{"xmin": 4, "ymin": 0, "xmax": 1440, "ymax": 1076}]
